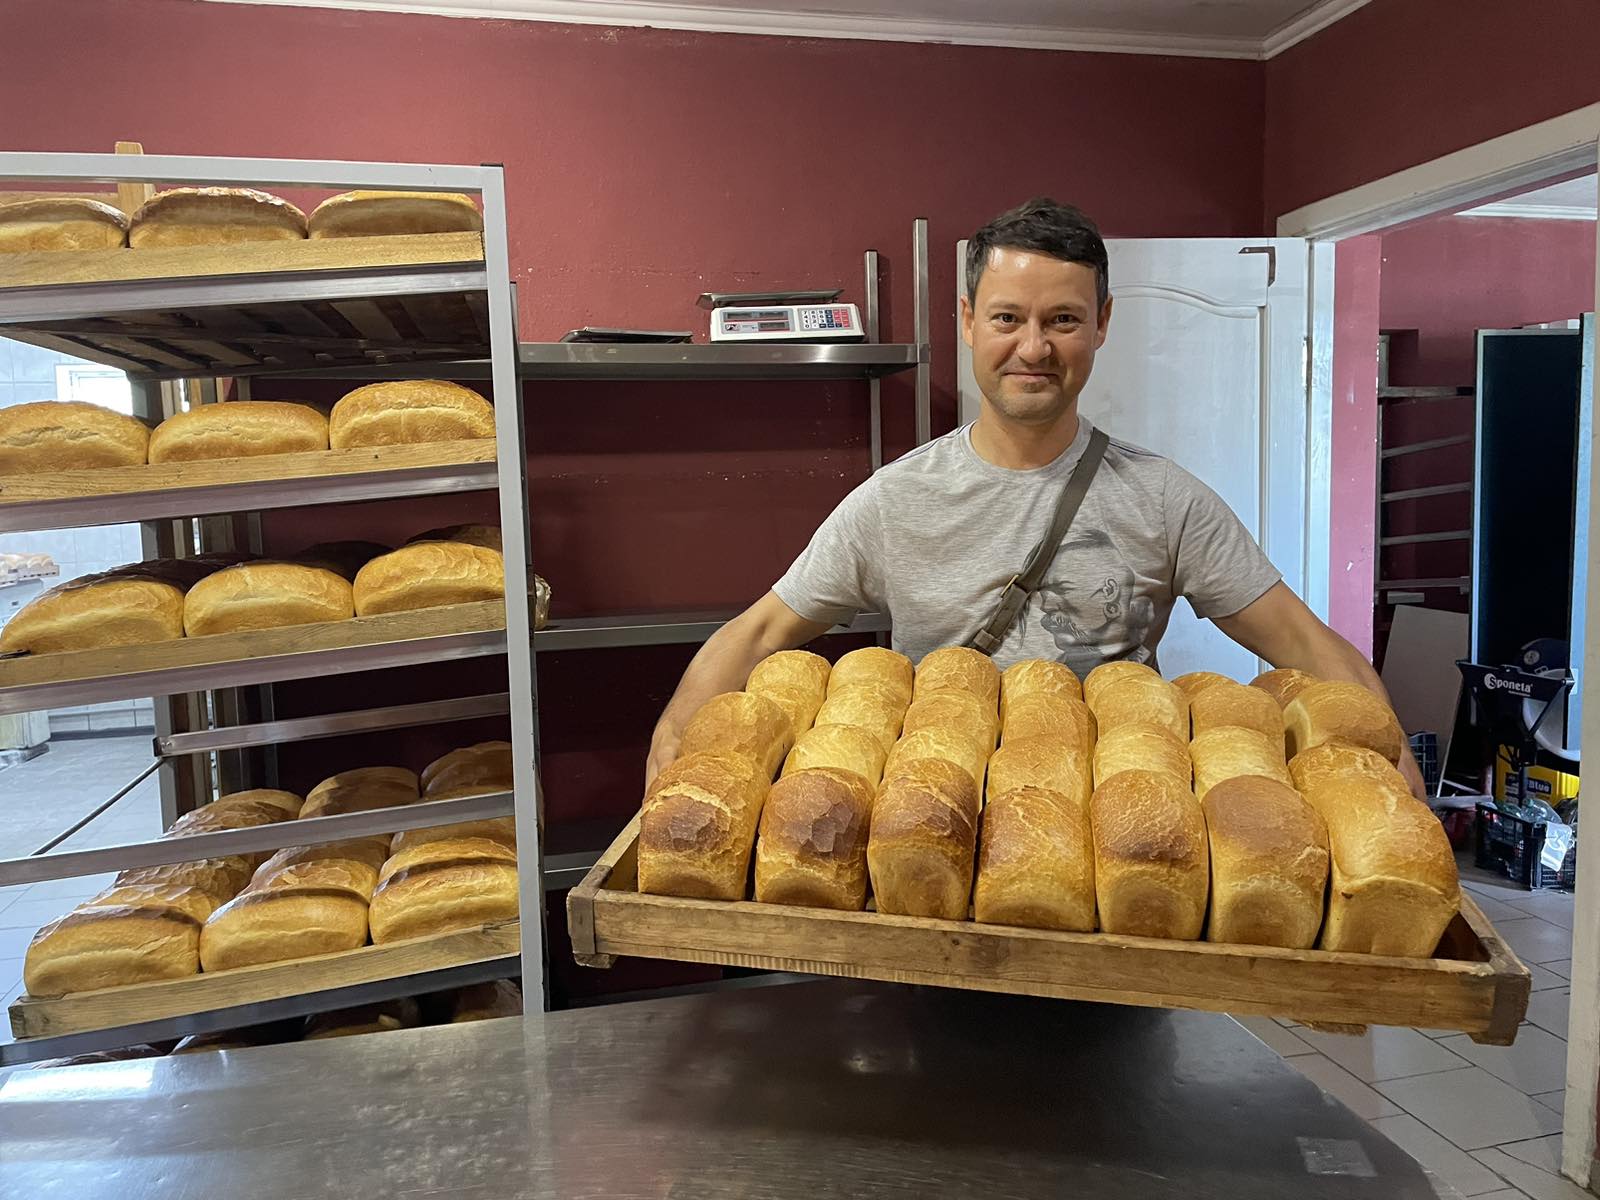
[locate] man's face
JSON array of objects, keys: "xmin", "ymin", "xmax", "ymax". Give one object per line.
[{"xmin": 960, "ymin": 248, "xmax": 1112, "ymax": 425}]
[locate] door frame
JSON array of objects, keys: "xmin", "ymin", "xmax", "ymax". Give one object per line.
[{"xmin": 1276, "ymin": 101, "xmax": 1600, "ymax": 1189}]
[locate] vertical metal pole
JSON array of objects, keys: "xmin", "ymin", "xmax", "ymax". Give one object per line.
[
  {"xmin": 913, "ymin": 218, "xmax": 931, "ymax": 446},
  {"xmin": 480, "ymin": 169, "xmax": 548, "ymax": 1013},
  {"xmin": 864, "ymin": 249, "xmax": 882, "ymax": 471}
]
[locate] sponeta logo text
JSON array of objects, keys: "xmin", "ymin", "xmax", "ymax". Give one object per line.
[{"xmin": 1484, "ymin": 674, "xmax": 1533, "ymax": 695}]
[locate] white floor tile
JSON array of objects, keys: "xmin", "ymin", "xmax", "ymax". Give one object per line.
[
  {"xmin": 1438, "ymin": 1027, "xmax": 1571, "ymax": 1096},
  {"xmin": 1504, "ymin": 893, "xmax": 1575, "ymax": 932},
  {"xmin": 1368, "ymin": 1113, "xmax": 1513, "ymax": 1196},
  {"xmin": 1232, "ymin": 1015, "xmax": 1316, "ymax": 1057},
  {"xmin": 1498, "ymin": 1135, "xmax": 1564, "ymax": 1174},
  {"xmin": 1495, "ymin": 919, "xmax": 1573, "ymax": 966},
  {"xmin": 1544, "ymin": 960, "xmax": 1571, "ymax": 981},
  {"xmin": 1293, "ymin": 1024, "xmax": 1469, "ymax": 1082},
  {"xmin": 1465, "ymin": 876, "xmax": 1541, "ymax": 902},
  {"xmin": 1472, "ymin": 1191, "xmax": 1533, "ymax": 1200},
  {"xmin": 1527, "ymin": 964, "xmax": 1567, "ymax": 992},
  {"xmin": 1524, "ymin": 990, "xmax": 1570, "ymax": 1040},
  {"xmin": 1474, "ymin": 892, "xmax": 1539, "ymax": 924},
  {"xmin": 1472, "ymin": 1149, "xmax": 1592, "ymax": 1200},
  {"xmin": 1287, "ymin": 1053, "xmax": 1403, "ymax": 1120},
  {"xmin": 1532, "ymin": 1090, "xmax": 1565, "ymax": 1117},
  {"xmin": 1376, "ymin": 1066, "xmax": 1564, "ymax": 1150}
]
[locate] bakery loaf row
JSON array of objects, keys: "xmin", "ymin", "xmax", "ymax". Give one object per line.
[
  {"xmin": 22, "ymin": 743, "xmax": 521, "ymax": 998},
  {"xmin": 0, "ymin": 382, "xmax": 494, "ymax": 475},
  {"xmin": 638, "ymin": 649, "xmax": 1459, "ymax": 959},
  {"xmin": 0, "ymin": 188, "xmax": 482, "ymax": 254},
  {"xmin": 0, "ymin": 527, "xmax": 524, "ymax": 656}
]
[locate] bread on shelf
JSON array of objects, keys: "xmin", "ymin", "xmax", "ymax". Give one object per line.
[
  {"xmin": 182, "ymin": 562, "xmax": 353, "ymax": 636},
  {"xmin": 0, "ymin": 558, "xmax": 230, "ymax": 655},
  {"xmin": 753, "ymin": 767, "xmax": 875, "ymax": 910},
  {"xmin": 129, "ymin": 187, "xmax": 307, "ymax": 248},
  {"xmin": 781, "ymin": 723, "xmax": 886, "ymax": 789},
  {"xmin": 147, "ymin": 401, "xmax": 328, "ymax": 463},
  {"xmin": 827, "ymin": 646, "xmax": 913, "ymax": 702},
  {"xmin": 307, "ymin": 191, "xmax": 483, "ymax": 238},
  {"xmin": 676, "ymin": 690, "xmax": 793, "ymax": 781},
  {"xmin": 986, "ymin": 736, "xmax": 1092, "ymax": 814},
  {"xmin": 0, "ymin": 197, "xmax": 129, "ymax": 252},
  {"xmin": 1000, "ymin": 659, "xmax": 1083, "ymax": 716},
  {"xmin": 1284, "ymin": 681, "xmax": 1405, "ymax": 763},
  {"xmin": 1090, "ymin": 769, "xmax": 1208, "ymax": 940},
  {"xmin": 1251, "ymin": 667, "xmax": 1320, "ymax": 711},
  {"xmin": 24, "ymin": 883, "xmax": 226, "ymax": 997},
  {"xmin": 1202, "ymin": 775, "xmax": 1329, "ymax": 949},
  {"xmin": 352, "ymin": 526, "xmax": 504, "ymax": 617},
  {"xmin": 638, "ymin": 751, "xmax": 771, "ymax": 900},
  {"xmin": 866, "ymin": 757, "xmax": 980, "ymax": 920},
  {"xmin": 811, "ymin": 681, "xmax": 909, "ymax": 756},
  {"xmin": 1189, "ymin": 726, "xmax": 1292, "ymax": 800},
  {"xmin": 368, "ymin": 835, "xmax": 519, "ymax": 943},
  {"xmin": 1092, "ymin": 722, "xmax": 1190, "ymax": 790},
  {"xmin": 974, "ymin": 785, "xmax": 1095, "ymax": 932},
  {"xmin": 396, "ymin": 741, "xmax": 515, "ymax": 853},
  {"xmin": 913, "ymin": 646, "xmax": 1001, "ymax": 706},
  {"xmin": 328, "ymin": 380, "xmax": 494, "ymax": 449},
  {"xmin": 302, "ymin": 766, "xmax": 420, "ymax": 819},
  {"xmin": 0, "ymin": 400, "xmax": 149, "ymax": 472}
]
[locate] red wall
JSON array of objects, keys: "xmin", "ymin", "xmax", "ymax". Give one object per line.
[
  {"xmin": 1381, "ymin": 214, "xmax": 1597, "ymax": 387},
  {"xmin": 1264, "ymin": 0, "xmax": 1600, "ymax": 224}
]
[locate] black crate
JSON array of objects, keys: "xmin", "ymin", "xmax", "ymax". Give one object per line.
[
  {"xmin": 1473, "ymin": 802, "xmax": 1571, "ymax": 890},
  {"xmin": 1409, "ymin": 732, "xmax": 1440, "ymax": 793}
]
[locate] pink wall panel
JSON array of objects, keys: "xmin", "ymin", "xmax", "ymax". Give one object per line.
[{"xmin": 1329, "ymin": 236, "xmax": 1382, "ymax": 654}]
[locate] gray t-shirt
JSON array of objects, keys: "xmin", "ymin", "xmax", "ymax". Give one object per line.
[{"xmin": 773, "ymin": 417, "xmax": 1281, "ymax": 674}]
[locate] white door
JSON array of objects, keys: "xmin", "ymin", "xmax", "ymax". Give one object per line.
[{"xmin": 957, "ymin": 238, "xmax": 1317, "ymax": 681}]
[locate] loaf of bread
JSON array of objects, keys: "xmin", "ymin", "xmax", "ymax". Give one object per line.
[
  {"xmin": 1000, "ymin": 692, "xmax": 1095, "ymax": 755},
  {"xmin": 900, "ymin": 689, "xmax": 999, "ymax": 756},
  {"xmin": 974, "ymin": 786, "xmax": 1095, "ymax": 932},
  {"xmin": 1172, "ymin": 670, "xmax": 1231, "ymax": 701},
  {"xmin": 307, "ymin": 191, "xmax": 483, "ymax": 238},
  {"xmin": 182, "ymin": 562, "xmax": 352, "ymax": 636},
  {"xmin": 0, "ymin": 400, "xmax": 149, "ymax": 473},
  {"xmin": 1083, "ymin": 659, "xmax": 1161, "ymax": 709},
  {"xmin": 1202, "ymin": 775, "xmax": 1328, "ymax": 949},
  {"xmin": 883, "ymin": 727, "xmax": 988, "ymax": 797},
  {"xmin": 1290, "ymin": 743, "xmax": 1459, "ymax": 956},
  {"xmin": 120, "ymin": 788, "xmax": 303, "ymax": 898},
  {"xmin": 0, "ymin": 197, "xmax": 129, "ymax": 252},
  {"xmin": 1090, "ymin": 769, "xmax": 1208, "ymax": 940},
  {"xmin": 746, "ymin": 650, "xmax": 830, "ymax": 741},
  {"xmin": 914, "ymin": 646, "xmax": 1000, "ymax": 706},
  {"xmin": 828, "ymin": 645, "xmax": 913, "ymax": 702},
  {"xmin": 24, "ymin": 883, "xmax": 224, "ymax": 996},
  {"xmin": 1000, "ymin": 659, "xmax": 1083, "ymax": 716},
  {"xmin": 130, "ymin": 188, "xmax": 307, "ymax": 248},
  {"xmin": 305, "ymin": 998, "xmax": 421, "ymax": 1039},
  {"xmin": 170, "ymin": 787, "xmax": 306, "ymax": 827},
  {"xmin": 677, "ymin": 690, "xmax": 793, "ymax": 780},
  {"xmin": 369, "ymin": 835, "xmax": 519, "ymax": 943},
  {"xmin": 1092, "ymin": 722, "xmax": 1191, "ymax": 790},
  {"xmin": 812, "ymin": 681, "xmax": 908, "ymax": 754},
  {"xmin": 329, "ymin": 380, "xmax": 494, "ymax": 449},
  {"xmin": 987, "ymin": 737, "xmax": 1093, "ymax": 813},
  {"xmin": 1252, "ymin": 667, "xmax": 1320, "ymax": 710},
  {"xmin": 199, "ymin": 838, "xmax": 389, "ymax": 971},
  {"xmin": 1189, "ymin": 726, "xmax": 1292, "ymax": 799},
  {"xmin": 303, "ymin": 766, "xmax": 420, "ymax": 819},
  {"xmin": 781, "ymin": 723, "xmax": 886, "ymax": 789},
  {"xmin": 451, "ymin": 979, "xmax": 523, "ymax": 1022},
  {"xmin": 1285, "ymin": 681, "xmax": 1405, "ymax": 763},
  {"xmin": 753, "ymin": 767, "xmax": 875, "ymax": 909},
  {"xmin": 147, "ymin": 401, "xmax": 328, "ymax": 463},
  {"xmin": 866, "ymin": 757, "xmax": 980, "ymax": 919},
  {"xmin": 352, "ymin": 529, "xmax": 504, "ymax": 616},
  {"xmin": 0, "ymin": 557, "xmax": 231, "ymax": 655},
  {"xmin": 638, "ymin": 752, "xmax": 771, "ymax": 899},
  {"xmin": 1089, "ymin": 673, "xmax": 1188, "ymax": 741},
  {"xmin": 1190, "ymin": 680, "xmax": 1285, "ymax": 742},
  {"xmin": 395, "ymin": 741, "xmax": 516, "ymax": 853}
]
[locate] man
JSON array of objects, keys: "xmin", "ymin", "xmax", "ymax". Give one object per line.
[{"xmin": 646, "ymin": 198, "xmax": 1424, "ymax": 796}]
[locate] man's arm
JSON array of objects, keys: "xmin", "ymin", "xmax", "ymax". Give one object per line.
[
  {"xmin": 644, "ymin": 591, "xmax": 832, "ymax": 792},
  {"xmin": 1213, "ymin": 582, "xmax": 1428, "ymax": 798}
]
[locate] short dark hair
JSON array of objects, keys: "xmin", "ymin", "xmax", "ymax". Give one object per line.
[{"xmin": 965, "ymin": 198, "xmax": 1109, "ymax": 309}]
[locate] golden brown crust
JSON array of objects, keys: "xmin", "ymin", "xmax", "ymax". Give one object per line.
[
  {"xmin": 781, "ymin": 723, "xmax": 886, "ymax": 788},
  {"xmin": 421, "ymin": 741, "xmax": 512, "ymax": 795},
  {"xmin": 900, "ymin": 688, "xmax": 999, "ymax": 755},
  {"xmin": 828, "ymin": 646, "xmax": 913, "ymax": 701},
  {"xmin": 302, "ymin": 766, "xmax": 419, "ymax": 819},
  {"xmin": 974, "ymin": 785, "xmax": 1095, "ymax": 931},
  {"xmin": 1089, "ymin": 769, "xmax": 1208, "ymax": 940},
  {"xmin": 677, "ymin": 691, "xmax": 793, "ymax": 780},
  {"xmin": 307, "ymin": 191, "xmax": 483, "ymax": 238},
  {"xmin": 747, "ymin": 650, "xmax": 830, "ymax": 704},
  {"xmin": 1089, "ymin": 674, "xmax": 1188, "ymax": 741},
  {"xmin": 129, "ymin": 187, "xmax": 307, "ymax": 247},
  {"xmin": 1251, "ymin": 667, "xmax": 1320, "ymax": 711},
  {"xmin": 368, "ymin": 837, "xmax": 519, "ymax": 943},
  {"xmin": 866, "ymin": 757, "xmax": 980, "ymax": 919},
  {"xmin": 811, "ymin": 682, "xmax": 909, "ymax": 754},
  {"xmin": 753, "ymin": 767, "xmax": 875, "ymax": 909},
  {"xmin": 1083, "ymin": 659, "xmax": 1161, "ymax": 709},
  {"xmin": 1285, "ymin": 681, "xmax": 1405, "ymax": 763},
  {"xmin": 1000, "ymin": 659, "xmax": 1083, "ymax": 718},
  {"xmin": 1171, "ymin": 670, "xmax": 1232, "ymax": 701},
  {"xmin": 638, "ymin": 752, "xmax": 771, "ymax": 900},
  {"xmin": 1189, "ymin": 726, "xmax": 1292, "ymax": 800},
  {"xmin": 0, "ymin": 573, "xmax": 183, "ymax": 654},
  {"xmin": 1189, "ymin": 680, "xmax": 1286, "ymax": 743},
  {"xmin": 913, "ymin": 646, "xmax": 1001, "ymax": 706},
  {"xmin": 181, "ymin": 562, "xmax": 352, "ymax": 636},
  {"xmin": 147, "ymin": 401, "xmax": 328, "ymax": 463},
  {"xmin": 0, "ymin": 400, "xmax": 149, "ymax": 473},
  {"xmin": 352, "ymin": 540, "xmax": 504, "ymax": 616},
  {"xmin": 1000, "ymin": 691, "xmax": 1095, "ymax": 755},
  {"xmin": 986, "ymin": 736, "xmax": 1092, "ymax": 814},
  {"xmin": 1203, "ymin": 776, "xmax": 1328, "ymax": 949},
  {"xmin": 24, "ymin": 882, "xmax": 221, "ymax": 997},
  {"xmin": 1092, "ymin": 722, "xmax": 1190, "ymax": 790},
  {"xmin": 0, "ymin": 197, "xmax": 129, "ymax": 252},
  {"xmin": 328, "ymin": 380, "xmax": 494, "ymax": 449},
  {"xmin": 882, "ymin": 727, "xmax": 989, "ymax": 798}
]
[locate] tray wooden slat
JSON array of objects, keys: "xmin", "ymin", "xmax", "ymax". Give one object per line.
[
  {"xmin": 9, "ymin": 921, "xmax": 520, "ymax": 1039},
  {"xmin": 567, "ymin": 820, "xmax": 1531, "ymax": 1045}
]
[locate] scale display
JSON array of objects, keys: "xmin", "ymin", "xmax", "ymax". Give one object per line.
[{"xmin": 709, "ymin": 303, "xmax": 864, "ymax": 343}]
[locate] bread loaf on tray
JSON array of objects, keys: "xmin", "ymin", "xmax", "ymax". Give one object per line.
[
  {"xmin": 328, "ymin": 380, "xmax": 494, "ymax": 449},
  {"xmin": 999, "ymin": 691, "xmax": 1095, "ymax": 754},
  {"xmin": 811, "ymin": 682, "xmax": 908, "ymax": 756},
  {"xmin": 368, "ymin": 835, "xmax": 519, "ymax": 943},
  {"xmin": 0, "ymin": 558, "xmax": 230, "ymax": 655},
  {"xmin": 638, "ymin": 752, "xmax": 771, "ymax": 900},
  {"xmin": 130, "ymin": 188, "xmax": 307, "ymax": 248},
  {"xmin": 827, "ymin": 646, "xmax": 913, "ymax": 702},
  {"xmin": 1000, "ymin": 659, "xmax": 1083, "ymax": 714},
  {"xmin": 396, "ymin": 740, "xmax": 516, "ymax": 853},
  {"xmin": 0, "ymin": 400, "xmax": 149, "ymax": 472},
  {"xmin": 1082, "ymin": 660, "xmax": 1161, "ymax": 709},
  {"xmin": 352, "ymin": 525, "xmax": 504, "ymax": 616},
  {"xmin": 987, "ymin": 736, "xmax": 1093, "ymax": 814},
  {"xmin": 308, "ymin": 191, "xmax": 483, "ymax": 238},
  {"xmin": 900, "ymin": 689, "xmax": 999, "ymax": 756},
  {"xmin": 1092, "ymin": 722, "xmax": 1190, "ymax": 790},
  {"xmin": 147, "ymin": 401, "xmax": 328, "ymax": 463},
  {"xmin": 753, "ymin": 767, "xmax": 875, "ymax": 910},
  {"xmin": 974, "ymin": 785, "xmax": 1095, "ymax": 932},
  {"xmin": 1284, "ymin": 681, "xmax": 1405, "ymax": 763},
  {"xmin": 1251, "ymin": 667, "xmax": 1320, "ymax": 711},
  {"xmin": 746, "ymin": 649, "xmax": 830, "ymax": 743},
  {"xmin": 302, "ymin": 766, "xmax": 420, "ymax": 819},
  {"xmin": 451, "ymin": 979, "xmax": 523, "ymax": 1022},
  {"xmin": 1089, "ymin": 673, "xmax": 1188, "ymax": 742},
  {"xmin": 1202, "ymin": 775, "xmax": 1328, "ymax": 949},
  {"xmin": 866, "ymin": 757, "xmax": 980, "ymax": 920},
  {"xmin": 1189, "ymin": 726, "xmax": 1292, "ymax": 800},
  {"xmin": 182, "ymin": 561, "xmax": 353, "ymax": 636},
  {"xmin": 913, "ymin": 646, "xmax": 1000, "ymax": 707},
  {"xmin": 1189, "ymin": 680, "xmax": 1285, "ymax": 742},
  {"xmin": 882, "ymin": 726, "xmax": 988, "ymax": 798},
  {"xmin": 1171, "ymin": 670, "xmax": 1231, "ymax": 701},
  {"xmin": 0, "ymin": 197, "xmax": 129, "ymax": 252},
  {"xmin": 676, "ymin": 690, "xmax": 793, "ymax": 780},
  {"xmin": 781, "ymin": 723, "xmax": 886, "ymax": 789},
  {"xmin": 1090, "ymin": 769, "xmax": 1208, "ymax": 940}
]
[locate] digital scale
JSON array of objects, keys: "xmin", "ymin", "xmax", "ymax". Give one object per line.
[{"xmin": 699, "ymin": 289, "xmax": 865, "ymax": 344}]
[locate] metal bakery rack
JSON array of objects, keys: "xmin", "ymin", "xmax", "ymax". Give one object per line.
[{"xmin": 0, "ymin": 152, "xmax": 931, "ymax": 1063}]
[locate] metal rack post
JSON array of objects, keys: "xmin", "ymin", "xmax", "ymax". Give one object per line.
[{"xmin": 914, "ymin": 217, "xmax": 931, "ymax": 446}]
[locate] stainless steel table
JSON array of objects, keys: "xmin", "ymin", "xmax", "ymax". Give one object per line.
[{"xmin": 0, "ymin": 979, "xmax": 1446, "ymax": 1199}]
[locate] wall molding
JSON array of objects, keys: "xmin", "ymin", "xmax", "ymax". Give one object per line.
[
  {"xmin": 204, "ymin": 0, "xmax": 1368, "ymax": 61},
  {"xmin": 1459, "ymin": 200, "xmax": 1597, "ymax": 221}
]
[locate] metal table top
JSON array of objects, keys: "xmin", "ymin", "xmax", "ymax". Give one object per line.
[{"xmin": 0, "ymin": 979, "xmax": 1445, "ymax": 1200}]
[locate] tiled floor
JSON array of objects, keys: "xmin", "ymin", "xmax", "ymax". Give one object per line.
[
  {"xmin": 1235, "ymin": 863, "xmax": 1583, "ymax": 1200},
  {"xmin": 0, "ymin": 735, "xmax": 163, "ymax": 1041}
]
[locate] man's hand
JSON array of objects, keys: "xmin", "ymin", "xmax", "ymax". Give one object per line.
[
  {"xmin": 643, "ymin": 723, "xmax": 682, "ymax": 795},
  {"xmin": 1215, "ymin": 583, "xmax": 1428, "ymax": 800}
]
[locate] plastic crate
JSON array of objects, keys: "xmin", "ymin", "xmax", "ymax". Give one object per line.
[
  {"xmin": 1409, "ymin": 732, "xmax": 1440, "ymax": 793},
  {"xmin": 1473, "ymin": 802, "xmax": 1571, "ymax": 890}
]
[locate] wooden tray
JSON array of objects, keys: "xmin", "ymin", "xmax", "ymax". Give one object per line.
[
  {"xmin": 568, "ymin": 817, "xmax": 1531, "ymax": 1046},
  {"xmin": 9, "ymin": 920, "xmax": 519, "ymax": 1040}
]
